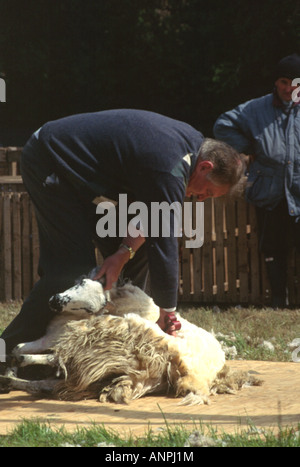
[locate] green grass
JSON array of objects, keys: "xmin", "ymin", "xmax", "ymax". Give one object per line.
[
  {"xmin": 180, "ymin": 305, "xmax": 300, "ymax": 362},
  {"xmin": 0, "ymin": 301, "xmax": 21, "ymax": 335},
  {"xmin": 0, "ymin": 418, "xmax": 299, "ymax": 447},
  {"xmin": 1, "ymin": 301, "xmax": 300, "ymax": 447}
]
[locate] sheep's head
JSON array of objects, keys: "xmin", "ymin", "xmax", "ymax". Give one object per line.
[{"xmin": 49, "ymin": 278, "xmax": 108, "ymax": 314}]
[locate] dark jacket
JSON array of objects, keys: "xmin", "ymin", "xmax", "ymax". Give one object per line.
[
  {"xmin": 37, "ymin": 109, "xmax": 204, "ymax": 308},
  {"xmin": 214, "ymin": 93, "xmax": 300, "ymax": 215}
]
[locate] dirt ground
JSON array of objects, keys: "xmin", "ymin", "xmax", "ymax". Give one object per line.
[{"xmin": 0, "ymin": 360, "xmax": 299, "ymax": 438}]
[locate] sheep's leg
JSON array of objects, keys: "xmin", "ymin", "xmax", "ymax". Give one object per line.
[
  {"xmin": 99, "ymin": 376, "xmax": 133, "ymax": 404},
  {"xmin": 13, "ymin": 337, "xmax": 53, "ymax": 357},
  {"xmin": 175, "ymin": 374, "xmax": 210, "ymax": 405},
  {"xmin": 15, "ymin": 353, "xmax": 57, "ymax": 368},
  {"xmin": 12, "ymin": 353, "xmax": 60, "ymax": 380},
  {"xmin": 0, "ymin": 374, "xmax": 57, "ymax": 395}
]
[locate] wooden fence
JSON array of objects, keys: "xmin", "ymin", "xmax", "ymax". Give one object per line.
[
  {"xmin": 178, "ymin": 196, "xmax": 300, "ymax": 306},
  {"xmin": 0, "ymin": 191, "xmax": 39, "ymax": 301},
  {"xmin": 0, "ymin": 147, "xmax": 22, "ymax": 178},
  {"xmin": 1, "ymin": 148, "xmax": 300, "ymax": 305}
]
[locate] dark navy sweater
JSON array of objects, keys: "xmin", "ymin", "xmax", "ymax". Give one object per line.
[{"xmin": 38, "ymin": 109, "xmax": 204, "ymax": 308}]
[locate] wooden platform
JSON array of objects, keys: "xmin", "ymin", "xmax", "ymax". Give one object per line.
[{"xmin": 0, "ymin": 360, "xmax": 299, "ymax": 438}]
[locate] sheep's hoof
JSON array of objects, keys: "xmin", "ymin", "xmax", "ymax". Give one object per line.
[{"xmin": 99, "ymin": 376, "xmax": 133, "ymax": 404}]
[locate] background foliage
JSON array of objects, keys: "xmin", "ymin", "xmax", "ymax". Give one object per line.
[{"xmin": 0, "ymin": 0, "xmax": 299, "ymax": 145}]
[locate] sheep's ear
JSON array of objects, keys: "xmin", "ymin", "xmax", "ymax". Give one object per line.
[
  {"xmin": 88, "ymin": 266, "xmax": 106, "ymax": 287},
  {"xmin": 74, "ymin": 275, "xmax": 87, "ymax": 285},
  {"xmin": 88, "ymin": 266, "xmax": 102, "ymax": 280}
]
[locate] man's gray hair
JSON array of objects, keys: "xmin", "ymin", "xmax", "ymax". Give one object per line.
[{"xmin": 198, "ymin": 138, "xmax": 246, "ymax": 194}]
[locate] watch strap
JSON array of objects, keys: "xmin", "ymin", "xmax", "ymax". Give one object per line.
[{"xmin": 119, "ymin": 243, "xmax": 136, "ymax": 259}]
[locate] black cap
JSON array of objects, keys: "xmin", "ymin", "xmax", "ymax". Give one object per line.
[{"xmin": 275, "ymin": 54, "xmax": 300, "ymax": 80}]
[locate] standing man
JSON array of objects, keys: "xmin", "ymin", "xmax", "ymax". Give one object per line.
[
  {"xmin": 214, "ymin": 54, "xmax": 300, "ymax": 308},
  {"xmin": 1, "ymin": 109, "xmax": 244, "ymax": 359}
]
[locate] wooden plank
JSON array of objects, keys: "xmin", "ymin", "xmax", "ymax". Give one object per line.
[
  {"xmin": 189, "ymin": 250, "xmax": 194, "ymax": 296},
  {"xmin": 223, "ymin": 202, "xmax": 229, "ymax": 295},
  {"xmin": 211, "ymin": 199, "xmax": 217, "ymax": 295},
  {"xmin": 0, "ymin": 176, "xmax": 23, "ymax": 184},
  {"xmin": 202, "ymin": 199, "xmax": 214, "ymax": 302},
  {"xmin": 214, "ymin": 198, "xmax": 226, "ymax": 302},
  {"xmin": 224, "ymin": 199, "xmax": 238, "ymax": 304},
  {"xmin": 178, "ymin": 237, "xmax": 184, "ymax": 299},
  {"xmin": 286, "ymin": 249, "xmax": 297, "ymax": 306},
  {"xmin": 12, "ymin": 193, "xmax": 22, "ymax": 299},
  {"xmin": 7, "ymin": 148, "xmax": 22, "ymax": 176},
  {"xmin": 194, "ymin": 247, "xmax": 203, "ymax": 301},
  {"xmin": 260, "ymin": 253, "xmax": 271, "ymax": 305},
  {"xmin": 6, "ymin": 147, "xmax": 22, "ymax": 163},
  {"xmin": 21, "ymin": 193, "xmax": 32, "ymax": 298},
  {"xmin": 3, "ymin": 193, "xmax": 12, "ymax": 300},
  {"xmin": 8, "ymin": 162, "xmax": 17, "ymax": 176},
  {"xmin": 178, "ymin": 238, "xmax": 183, "ymax": 298},
  {"xmin": 180, "ymin": 199, "xmax": 192, "ymax": 301},
  {"xmin": 248, "ymin": 204, "xmax": 261, "ymax": 304},
  {"xmin": 191, "ymin": 199, "xmax": 203, "ymax": 301},
  {"xmin": 0, "ymin": 148, "xmax": 7, "ymax": 163},
  {"xmin": 0, "ymin": 148, "xmax": 8, "ymax": 177},
  {"xmin": 182, "ymin": 198, "xmax": 204, "ymax": 302},
  {"xmin": 237, "ymin": 198, "xmax": 249, "ymax": 303},
  {"xmin": 31, "ymin": 202, "xmax": 40, "ymax": 285}
]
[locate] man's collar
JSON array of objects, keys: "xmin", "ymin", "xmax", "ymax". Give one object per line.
[{"xmin": 272, "ymin": 88, "xmax": 300, "ymax": 108}]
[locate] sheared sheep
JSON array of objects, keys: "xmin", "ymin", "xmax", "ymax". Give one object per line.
[{"xmin": 1, "ymin": 279, "xmax": 261, "ymax": 404}]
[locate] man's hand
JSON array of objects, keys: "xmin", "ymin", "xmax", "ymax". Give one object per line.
[
  {"xmin": 156, "ymin": 308, "xmax": 181, "ymax": 337},
  {"xmin": 92, "ymin": 248, "xmax": 130, "ymax": 290},
  {"xmin": 93, "ymin": 233, "xmax": 145, "ymax": 289}
]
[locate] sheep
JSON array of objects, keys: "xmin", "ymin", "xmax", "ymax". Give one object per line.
[
  {"xmin": 12, "ymin": 278, "xmax": 109, "ymax": 356},
  {"xmin": 1, "ymin": 279, "xmax": 262, "ymax": 404}
]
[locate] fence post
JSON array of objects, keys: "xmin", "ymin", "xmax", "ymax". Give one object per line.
[
  {"xmin": 3, "ymin": 193, "xmax": 12, "ymax": 300},
  {"xmin": 12, "ymin": 193, "xmax": 22, "ymax": 299}
]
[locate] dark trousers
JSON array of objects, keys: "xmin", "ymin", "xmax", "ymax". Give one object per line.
[
  {"xmin": 1, "ymin": 135, "xmax": 149, "ymax": 357},
  {"xmin": 256, "ymin": 200, "xmax": 300, "ymax": 307}
]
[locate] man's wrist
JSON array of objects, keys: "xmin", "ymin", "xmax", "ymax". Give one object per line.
[
  {"xmin": 119, "ymin": 243, "xmax": 136, "ymax": 260},
  {"xmin": 160, "ymin": 307, "xmax": 176, "ymax": 313}
]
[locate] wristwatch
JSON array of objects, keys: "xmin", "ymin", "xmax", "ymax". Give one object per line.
[{"xmin": 119, "ymin": 243, "xmax": 136, "ymax": 259}]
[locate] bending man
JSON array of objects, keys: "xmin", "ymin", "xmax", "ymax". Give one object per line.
[{"xmin": 1, "ymin": 109, "xmax": 244, "ymax": 357}]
